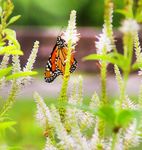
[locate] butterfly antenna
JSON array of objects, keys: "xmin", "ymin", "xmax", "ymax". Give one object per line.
[{"xmin": 58, "ymin": 26, "xmax": 65, "ymax": 37}]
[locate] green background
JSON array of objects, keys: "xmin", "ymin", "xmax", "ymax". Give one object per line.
[{"xmin": 13, "ymin": 0, "xmax": 125, "ymax": 27}]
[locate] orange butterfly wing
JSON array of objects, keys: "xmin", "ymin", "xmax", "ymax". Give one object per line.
[
  {"xmin": 44, "ymin": 45, "xmax": 61, "ymax": 83},
  {"xmin": 44, "ymin": 36, "xmax": 77, "ymax": 83},
  {"xmin": 56, "ymin": 47, "xmax": 77, "ymax": 74}
]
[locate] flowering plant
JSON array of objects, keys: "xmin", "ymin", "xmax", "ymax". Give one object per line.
[
  {"xmin": 0, "ymin": 0, "xmax": 39, "ymax": 143},
  {"xmin": 34, "ymin": 0, "xmax": 142, "ymax": 150}
]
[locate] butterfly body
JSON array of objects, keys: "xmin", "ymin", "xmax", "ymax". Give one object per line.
[{"xmin": 44, "ymin": 36, "xmax": 77, "ymax": 83}]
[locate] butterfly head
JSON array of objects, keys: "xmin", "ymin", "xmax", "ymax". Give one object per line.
[{"xmin": 56, "ymin": 36, "xmax": 66, "ymax": 49}]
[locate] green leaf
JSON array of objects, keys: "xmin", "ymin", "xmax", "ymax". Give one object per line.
[
  {"xmin": 0, "ymin": 45, "xmax": 16, "ymax": 51},
  {"xmin": 3, "ymin": 50, "xmax": 23, "ymax": 55},
  {"xmin": 6, "ymin": 35, "xmax": 20, "ymax": 49},
  {"xmin": 132, "ymin": 62, "xmax": 142, "ymax": 71},
  {"xmin": 0, "ymin": 67, "xmax": 12, "ymax": 79},
  {"xmin": 0, "ymin": 45, "xmax": 23, "ymax": 55},
  {"xmin": 115, "ymin": 9, "xmax": 128, "ymax": 16},
  {"xmin": 135, "ymin": 1, "xmax": 142, "ymax": 23},
  {"xmin": 0, "ymin": 6, "xmax": 2, "ymax": 16},
  {"xmin": 0, "ymin": 121, "xmax": 16, "ymax": 132},
  {"xmin": 97, "ymin": 106, "xmax": 116, "ymax": 126},
  {"xmin": 3, "ymin": 28, "xmax": 16, "ymax": 37},
  {"xmin": 83, "ymin": 54, "xmax": 117, "ymax": 63},
  {"xmin": 7, "ymin": 15, "xmax": 21, "ymax": 25},
  {"xmin": 83, "ymin": 54, "xmax": 121, "ymax": 68},
  {"xmin": 6, "ymin": 71, "xmax": 38, "ymax": 80},
  {"xmin": 83, "ymin": 53, "xmax": 129, "ymax": 71},
  {"xmin": 116, "ymin": 110, "xmax": 139, "ymax": 127},
  {"xmin": 115, "ymin": 9, "xmax": 133, "ymax": 18},
  {"xmin": 109, "ymin": 52, "xmax": 124, "ymax": 60},
  {"xmin": 135, "ymin": 13, "xmax": 142, "ymax": 23},
  {"xmin": 0, "ymin": 42, "xmax": 6, "ymax": 47}
]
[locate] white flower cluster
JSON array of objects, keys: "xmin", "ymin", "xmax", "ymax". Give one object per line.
[
  {"xmin": 95, "ymin": 3, "xmax": 114, "ymax": 55},
  {"xmin": 62, "ymin": 10, "xmax": 80, "ymax": 47},
  {"xmin": 122, "ymin": 95, "xmax": 138, "ymax": 110},
  {"xmin": 23, "ymin": 41, "xmax": 39, "ymax": 72},
  {"xmin": 120, "ymin": 19, "xmax": 140, "ymax": 34},
  {"xmin": 34, "ymin": 92, "xmax": 93, "ymax": 150},
  {"xmin": 123, "ymin": 120, "xmax": 141, "ymax": 149},
  {"xmin": 38, "ymin": 71, "xmax": 142, "ymax": 150},
  {"xmin": 0, "ymin": 41, "xmax": 39, "ymax": 88},
  {"xmin": 95, "ymin": 25, "xmax": 112, "ymax": 54},
  {"xmin": 0, "ymin": 54, "xmax": 10, "ymax": 69},
  {"xmin": 134, "ymin": 33, "xmax": 142, "ymax": 76},
  {"xmin": 12, "ymin": 55, "xmax": 21, "ymax": 73},
  {"xmin": 0, "ymin": 41, "xmax": 39, "ymax": 118},
  {"xmin": 68, "ymin": 76, "xmax": 95, "ymax": 129},
  {"xmin": 34, "ymin": 74, "xmax": 142, "ymax": 150},
  {"xmin": 34, "ymin": 92, "xmax": 52, "ymax": 127},
  {"xmin": 44, "ymin": 138, "xmax": 57, "ymax": 150},
  {"xmin": 33, "ymin": 7, "xmax": 142, "ymax": 150},
  {"xmin": 18, "ymin": 41, "xmax": 39, "ymax": 87},
  {"xmin": 0, "ymin": 54, "xmax": 10, "ymax": 89}
]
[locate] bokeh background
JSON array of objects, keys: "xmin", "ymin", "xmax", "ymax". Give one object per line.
[
  {"xmin": 11, "ymin": 0, "xmax": 126, "ymax": 73},
  {"xmin": 1, "ymin": 0, "xmax": 142, "ymax": 149},
  {"xmin": 12, "ymin": 0, "xmax": 124, "ymax": 27}
]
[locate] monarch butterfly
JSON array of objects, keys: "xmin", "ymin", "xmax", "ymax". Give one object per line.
[{"xmin": 44, "ymin": 36, "xmax": 77, "ymax": 83}]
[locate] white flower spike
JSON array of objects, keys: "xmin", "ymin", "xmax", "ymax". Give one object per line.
[
  {"xmin": 63, "ymin": 10, "xmax": 80, "ymax": 47},
  {"xmin": 95, "ymin": 25, "xmax": 112, "ymax": 54},
  {"xmin": 120, "ymin": 19, "xmax": 140, "ymax": 34},
  {"xmin": 24, "ymin": 41, "xmax": 39, "ymax": 72}
]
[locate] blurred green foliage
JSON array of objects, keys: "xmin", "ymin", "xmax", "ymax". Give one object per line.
[
  {"xmin": 1, "ymin": 100, "xmax": 45, "ymax": 149},
  {"xmin": 12, "ymin": 0, "xmax": 125, "ymax": 27}
]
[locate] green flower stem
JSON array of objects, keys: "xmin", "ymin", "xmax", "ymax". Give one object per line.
[
  {"xmin": 104, "ymin": 0, "xmax": 117, "ymax": 53},
  {"xmin": 136, "ymin": 0, "xmax": 142, "ymax": 17},
  {"xmin": 111, "ymin": 133, "xmax": 118, "ymax": 150},
  {"xmin": 97, "ymin": 144, "xmax": 103, "ymax": 150},
  {"xmin": 134, "ymin": 32, "xmax": 142, "ymax": 65},
  {"xmin": 104, "ymin": 0, "xmax": 112, "ymax": 38},
  {"xmin": 123, "ymin": 33, "xmax": 133, "ymax": 64},
  {"xmin": 98, "ymin": 118, "xmax": 105, "ymax": 139},
  {"xmin": 125, "ymin": 0, "xmax": 133, "ymax": 18},
  {"xmin": 119, "ymin": 68, "xmax": 128, "ymax": 108},
  {"xmin": 101, "ymin": 61, "xmax": 107, "ymax": 104},
  {"xmin": 59, "ymin": 39, "xmax": 72, "ymax": 121},
  {"xmin": 0, "ymin": 80, "xmax": 18, "ymax": 117},
  {"xmin": 120, "ymin": 33, "xmax": 133, "ymax": 107},
  {"xmin": 99, "ymin": 48, "xmax": 108, "ymax": 139},
  {"xmin": 127, "ymin": 35, "xmax": 133, "ymax": 69},
  {"xmin": 119, "ymin": 0, "xmax": 134, "ymax": 108}
]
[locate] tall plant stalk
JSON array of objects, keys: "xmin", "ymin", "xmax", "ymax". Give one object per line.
[
  {"xmin": 101, "ymin": 61, "xmax": 107, "ymax": 104},
  {"xmin": 58, "ymin": 10, "xmax": 79, "ymax": 121}
]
